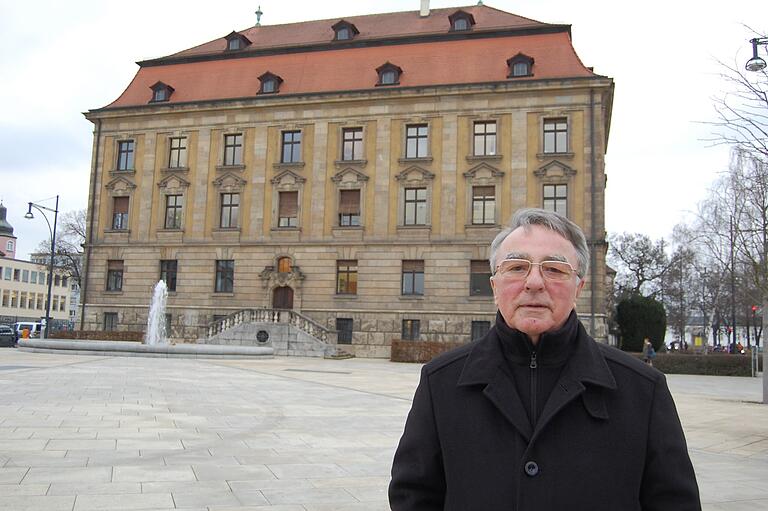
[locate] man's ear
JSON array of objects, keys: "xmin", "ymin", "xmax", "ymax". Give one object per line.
[{"xmin": 574, "ymin": 276, "xmax": 586, "ymax": 300}]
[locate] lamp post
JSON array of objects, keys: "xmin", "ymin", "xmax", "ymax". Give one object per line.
[
  {"xmin": 745, "ymin": 37, "xmax": 768, "ymax": 72},
  {"xmin": 24, "ymin": 195, "xmax": 59, "ymax": 339}
]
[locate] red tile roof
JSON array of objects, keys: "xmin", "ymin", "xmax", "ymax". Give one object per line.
[{"xmin": 98, "ymin": 5, "xmax": 598, "ymax": 110}]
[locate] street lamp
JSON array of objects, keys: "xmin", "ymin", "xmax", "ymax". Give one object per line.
[
  {"xmin": 745, "ymin": 37, "xmax": 768, "ymax": 72},
  {"xmin": 24, "ymin": 195, "xmax": 59, "ymax": 339}
]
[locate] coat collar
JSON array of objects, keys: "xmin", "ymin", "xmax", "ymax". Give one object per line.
[{"xmin": 457, "ymin": 314, "xmax": 617, "ymax": 441}]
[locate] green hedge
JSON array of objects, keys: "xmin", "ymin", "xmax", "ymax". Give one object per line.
[
  {"xmin": 53, "ymin": 330, "xmax": 144, "ymax": 342},
  {"xmin": 391, "ymin": 340, "xmax": 467, "ymax": 363},
  {"xmin": 633, "ymin": 352, "xmax": 762, "ymax": 376}
]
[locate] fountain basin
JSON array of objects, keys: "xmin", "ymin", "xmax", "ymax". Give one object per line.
[{"xmin": 17, "ymin": 339, "xmax": 274, "ymax": 359}]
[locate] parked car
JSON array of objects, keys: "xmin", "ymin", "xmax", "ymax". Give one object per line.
[
  {"xmin": 13, "ymin": 322, "xmax": 42, "ymax": 339},
  {"xmin": 0, "ymin": 325, "xmax": 16, "ymax": 347}
]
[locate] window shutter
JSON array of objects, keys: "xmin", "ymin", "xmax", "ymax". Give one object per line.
[
  {"xmin": 114, "ymin": 197, "xmax": 129, "ymax": 214},
  {"xmin": 471, "ymin": 260, "xmax": 489, "ymax": 273},
  {"xmin": 402, "ymin": 260, "xmax": 424, "ymax": 272},
  {"xmin": 473, "ymin": 186, "xmax": 494, "ymax": 198},
  {"xmin": 339, "ymin": 190, "xmax": 360, "ymax": 214},
  {"xmin": 279, "ymin": 191, "xmax": 298, "ymax": 216}
]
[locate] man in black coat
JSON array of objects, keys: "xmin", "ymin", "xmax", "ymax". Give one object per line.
[{"xmin": 389, "ymin": 208, "xmax": 701, "ymax": 510}]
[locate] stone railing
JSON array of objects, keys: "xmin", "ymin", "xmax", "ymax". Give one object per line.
[{"xmin": 207, "ymin": 308, "xmax": 335, "ymax": 344}]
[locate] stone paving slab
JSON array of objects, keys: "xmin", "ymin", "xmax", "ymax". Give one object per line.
[{"xmin": 0, "ymin": 349, "xmax": 767, "ymax": 509}]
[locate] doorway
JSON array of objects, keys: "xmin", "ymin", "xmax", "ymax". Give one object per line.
[{"xmin": 273, "ymin": 286, "xmax": 294, "ymax": 309}]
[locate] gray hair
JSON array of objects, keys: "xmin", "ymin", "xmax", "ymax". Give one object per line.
[{"xmin": 489, "ymin": 208, "xmax": 590, "ymax": 278}]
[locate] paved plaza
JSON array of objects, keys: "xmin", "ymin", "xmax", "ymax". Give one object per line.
[{"xmin": 0, "ymin": 349, "xmax": 767, "ymax": 510}]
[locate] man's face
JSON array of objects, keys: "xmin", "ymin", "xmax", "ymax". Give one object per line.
[{"xmin": 490, "ymin": 225, "xmax": 585, "ymax": 344}]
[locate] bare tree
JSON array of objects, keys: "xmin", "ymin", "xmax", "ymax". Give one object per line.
[
  {"xmin": 34, "ymin": 209, "xmax": 86, "ymax": 287},
  {"xmin": 607, "ymin": 232, "xmax": 677, "ymax": 297}
]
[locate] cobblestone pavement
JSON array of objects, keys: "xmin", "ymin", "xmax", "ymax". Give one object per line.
[{"xmin": 0, "ymin": 349, "xmax": 766, "ymax": 510}]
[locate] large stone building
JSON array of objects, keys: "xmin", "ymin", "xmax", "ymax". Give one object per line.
[{"xmin": 82, "ymin": 3, "xmax": 613, "ymax": 356}]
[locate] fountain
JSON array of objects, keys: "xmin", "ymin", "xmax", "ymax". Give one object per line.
[{"xmin": 145, "ymin": 280, "xmax": 169, "ymax": 345}]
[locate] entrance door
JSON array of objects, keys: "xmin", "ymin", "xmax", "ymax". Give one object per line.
[{"xmin": 273, "ymin": 286, "xmax": 294, "ymax": 309}]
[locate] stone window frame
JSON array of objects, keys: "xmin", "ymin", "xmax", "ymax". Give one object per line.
[
  {"xmin": 212, "ymin": 172, "xmax": 247, "ymax": 232},
  {"xmin": 538, "ymin": 114, "xmax": 573, "ymax": 157},
  {"xmin": 395, "ymin": 166, "xmax": 435, "ymax": 229},
  {"xmin": 103, "ymin": 312, "xmax": 118, "ymax": 331},
  {"xmin": 331, "ymin": 168, "xmax": 369, "ymax": 229},
  {"xmin": 214, "ymin": 259, "xmax": 235, "ymax": 293},
  {"xmin": 104, "ymin": 176, "xmax": 137, "ymax": 234},
  {"xmin": 270, "ymin": 170, "xmax": 306, "ymax": 230},
  {"xmin": 279, "ymin": 129, "xmax": 304, "ymax": 165},
  {"xmin": 403, "ymin": 122, "xmax": 430, "ymax": 160},
  {"xmin": 115, "ymin": 138, "xmax": 136, "ymax": 171},
  {"xmin": 470, "ymin": 118, "xmax": 501, "ymax": 159},
  {"xmin": 165, "ymin": 134, "xmax": 189, "ymax": 171},
  {"xmin": 106, "ymin": 259, "xmax": 124, "ymax": 292},
  {"xmin": 221, "ymin": 132, "xmax": 245, "ymax": 168},
  {"xmin": 401, "ymin": 259, "xmax": 425, "ymax": 296},
  {"xmin": 157, "ymin": 174, "xmax": 190, "ymax": 232},
  {"xmin": 339, "ymin": 126, "xmax": 366, "ymax": 163},
  {"xmin": 534, "ymin": 160, "xmax": 576, "ymax": 219},
  {"xmin": 463, "ymin": 162, "xmax": 504, "ymax": 228},
  {"xmin": 335, "ymin": 259, "xmax": 358, "ymax": 295}
]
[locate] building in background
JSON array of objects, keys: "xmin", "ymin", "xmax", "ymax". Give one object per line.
[
  {"xmin": 82, "ymin": 3, "xmax": 614, "ymax": 356},
  {"xmin": 0, "ymin": 204, "xmax": 71, "ymax": 328}
]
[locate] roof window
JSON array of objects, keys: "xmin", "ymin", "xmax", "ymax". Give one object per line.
[
  {"xmin": 507, "ymin": 53, "xmax": 534, "ymax": 78},
  {"xmin": 448, "ymin": 10, "xmax": 475, "ymax": 32},
  {"xmin": 332, "ymin": 20, "xmax": 359, "ymax": 41},
  {"xmin": 258, "ymin": 72, "xmax": 283, "ymax": 94},
  {"xmin": 376, "ymin": 62, "xmax": 402, "ymax": 86},
  {"xmin": 149, "ymin": 81, "xmax": 174, "ymax": 103},
  {"xmin": 225, "ymin": 32, "xmax": 251, "ymax": 51}
]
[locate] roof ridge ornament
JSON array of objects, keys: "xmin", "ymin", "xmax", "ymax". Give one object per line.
[{"xmin": 256, "ymin": 5, "xmax": 263, "ymax": 26}]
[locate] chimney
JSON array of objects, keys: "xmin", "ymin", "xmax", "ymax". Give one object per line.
[{"xmin": 420, "ymin": 0, "xmax": 430, "ymax": 17}]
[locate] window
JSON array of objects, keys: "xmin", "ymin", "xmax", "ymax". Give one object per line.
[
  {"xmin": 405, "ymin": 124, "xmax": 428, "ymax": 158},
  {"xmin": 402, "ymin": 319, "xmax": 421, "ymax": 341},
  {"xmin": 150, "ymin": 82, "xmax": 174, "ymax": 103},
  {"xmin": 3, "ymin": 267, "xmax": 10, "ymax": 280},
  {"xmin": 164, "ymin": 194, "xmax": 183, "ymax": 229},
  {"xmin": 214, "ymin": 260, "xmax": 234, "ymax": 293},
  {"xmin": 281, "ymin": 131, "xmax": 302, "ymax": 163},
  {"xmin": 13, "ymin": 269, "xmax": 20, "ymax": 281},
  {"xmin": 336, "ymin": 318, "xmax": 354, "ymax": 344},
  {"xmin": 31, "ymin": 271, "xmax": 37, "ymax": 284},
  {"xmin": 160, "ymin": 260, "xmax": 178, "ymax": 292},
  {"xmin": 1, "ymin": 290, "xmax": 7, "ymax": 307},
  {"xmin": 116, "ymin": 140, "xmax": 135, "ymax": 171},
  {"xmin": 223, "ymin": 134, "xmax": 243, "ymax": 166},
  {"xmin": 258, "ymin": 72, "xmax": 283, "ymax": 94},
  {"xmin": 543, "ymin": 118, "xmax": 568, "ymax": 153},
  {"xmin": 470, "ymin": 260, "xmax": 493, "ymax": 296},
  {"xmin": 376, "ymin": 62, "xmax": 402, "ymax": 86},
  {"xmin": 20, "ymin": 292, "xmax": 27, "ymax": 309},
  {"xmin": 112, "ymin": 197, "xmax": 129, "ymax": 230},
  {"xmin": 453, "ymin": 18, "xmax": 469, "ymax": 30},
  {"xmin": 336, "ymin": 27, "xmax": 350, "ymax": 40},
  {"xmin": 22, "ymin": 270, "xmax": 29, "ymax": 283},
  {"xmin": 220, "ymin": 193, "xmax": 239, "ymax": 228},
  {"xmin": 332, "ymin": 20, "xmax": 359, "ymax": 41},
  {"xmin": 472, "ymin": 186, "xmax": 495, "ymax": 225},
  {"xmin": 165, "ymin": 314, "xmax": 172, "ymax": 336},
  {"xmin": 473, "ymin": 121, "xmax": 497, "ymax": 156},
  {"xmin": 471, "ymin": 321, "xmax": 491, "ymax": 341},
  {"xmin": 228, "ymin": 38, "xmax": 242, "ymax": 50},
  {"xmin": 278, "ymin": 191, "xmax": 298, "ymax": 227},
  {"xmin": 6, "ymin": 240, "xmax": 13, "ymax": 252},
  {"xmin": 168, "ymin": 137, "xmax": 187, "ymax": 168},
  {"xmin": 507, "ymin": 53, "xmax": 534, "ymax": 78},
  {"xmin": 277, "ymin": 257, "xmax": 292, "ymax": 273},
  {"xmin": 404, "ymin": 187, "xmax": 427, "ymax": 225},
  {"xmin": 104, "ymin": 312, "xmax": 118, "ymax": 331},
  {"xmin": 342, "ymin": 127, "xmax": 363, "ymax": 161},
  {"xmin": 336, "ymin": 260, "xmax": 358, "ymax": 295},
  {"xmin": 543, "ymin": 184, "xmax": 568, "ymax": 216},
  {"xmin": 106, "ymin": 260, "xmax": 123, "ymax": 291},
  {"xmin": 62, "ymin": 276, "xmax": 68, "ymax": 287},
  {"xmin": 338, "ymin": 190, "xmax": 361, "ymax": 226},
  {"xmin": 402, "ymin": 260, "xmax": 424, "ymax": 296},
  {"xmin": 54, "ymin": 275, "xmax": 60, "ymax": 286},
  {"xmin": 448, "ymin": 11, "xmax": 475, "ymax": 31},
  {"xmin": 225, "ymin": 32, "xmax": 251, "ymax": 51}
]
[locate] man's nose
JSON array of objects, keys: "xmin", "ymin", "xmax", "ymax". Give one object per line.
[{"xmin": 524, "ymin": 264, "xmax": 546, "ymax": 289}]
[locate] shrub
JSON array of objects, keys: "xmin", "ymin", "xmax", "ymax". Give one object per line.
[
  {"xmin": 616, "ymin": 294, "xmax": 666, "ymax": 352},
  {"xmin": 632, "ymin": 351, "xmax": 762, "ymax": 376},
  {"xmin": 53, "ymin": 330, "xmax": 144, "ymax": 342}
]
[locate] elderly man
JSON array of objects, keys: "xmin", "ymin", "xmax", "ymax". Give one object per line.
[{"xmin": 389, "ymin": 208, "xmax": 700, "ymax": 510}]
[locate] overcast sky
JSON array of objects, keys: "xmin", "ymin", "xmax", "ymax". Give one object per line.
[{"xmin": 1, "ymin": 0, "xmax": 766, "ymax": 259}]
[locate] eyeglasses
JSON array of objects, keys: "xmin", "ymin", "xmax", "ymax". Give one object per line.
[{"xmin": 494, "ymin": 258, "xmax": 578, "ymax": 281}]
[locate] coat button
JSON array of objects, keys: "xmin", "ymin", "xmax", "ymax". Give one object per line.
[{"xmin": 524, "ymin": 461, "xmax": 539, "ymax": 477}]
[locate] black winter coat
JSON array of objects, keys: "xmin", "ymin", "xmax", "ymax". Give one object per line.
[{"xmin": 389, "ymin": 318, "xmax": 701, "ymax": 510}]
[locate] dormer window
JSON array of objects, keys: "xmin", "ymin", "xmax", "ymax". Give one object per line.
[
  {"xmin": 376, "ymin": 62, "xmax": 402, "ymax": 86},
  {"xmin": 448, "ymin": 10, "xmax": 475, "ymax": 32},
  {"xmin": 507, "ymin": 53, "xmax": 535, "ymax": 78},
  {"xmin": 225, "ymin": 31, "xmax": 251, "ymax": 51},
  {"xmin": 332, "ymin": 20, "xmax": 359, "ymax": 41},
  {"xmin": 149, "ymin": 81, "xmax": 174, "ymax": 103},
  {"xmin": 258, "ymin": 72, "xmax": 283, "ymax": 94}
]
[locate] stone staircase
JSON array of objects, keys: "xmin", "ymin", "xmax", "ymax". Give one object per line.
[{"xmin": 203, "ymin": 309, "xmax": 353, "ymax": 358}]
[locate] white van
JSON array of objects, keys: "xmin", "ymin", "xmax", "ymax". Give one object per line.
[{"xmin": 13, "ymin": 322, "xmax": 42, "ymax": 339}]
